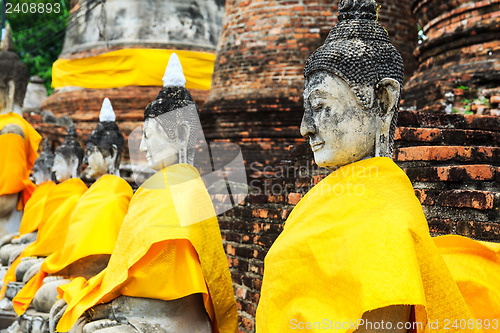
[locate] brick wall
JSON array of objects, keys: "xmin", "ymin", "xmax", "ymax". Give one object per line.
[{"xmin": 403, "ymin": 0, "xmax": 500, "ymax": 113}]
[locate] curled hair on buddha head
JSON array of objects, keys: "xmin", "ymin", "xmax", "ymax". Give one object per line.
[
  {"xmin": 143, "ymin": 53, "xmax": 201, "ymax": 164},
  {"xmin": 0, "ymin": 25, "xmax": 29, "ymax": 107},
  {"xmin": 55, "ymin": 124, "xmax": 84, "ymax": 170},
  {"xmin": 304, "ymin": 0, "xmax": 404, "ymax": 155},
  {"xmin": 86, "ymin": 98, "xmax": 125, "ymax": 169},
  {"xmin": 33, "ymin": 139, "xmax": 54, "ymax": 175}
]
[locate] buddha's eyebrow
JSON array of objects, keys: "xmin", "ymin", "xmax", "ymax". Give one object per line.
[{"xmin": 305, "ymin": 89, "xmax": 330, "ymax": 101}]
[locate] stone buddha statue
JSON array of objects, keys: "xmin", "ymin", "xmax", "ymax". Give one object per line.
[
  {"xmin": 5, "ymin": 99, "xmax": 132, "ymax": 332},
  {"xmin": 0, "ymin": 24, "xmax": 40, "ymax": 237},
  {"xmin": 51, "ymin": 53, "xmax": 237, "ymax": 333},
  {"xmin": 257, "ymin": 0, "xmax": 475, "ymax": 331},
  {"xmin": 51, "ymin": 125, "xmax": 83, "ymax": 183},
  {"xmin": 32, "ymin": 139, "xmax": 55, "ymax": 186},
  {"xmin": 9, "ymin": 125, "xmax": 85, "ymax": 287},
  {"xmin": 83, "ymin": 98, "xmax": 123, "ymax": 179},
  {"xmin": 0, "ymin": 139, "xmax": 55, "ymax": 271}
]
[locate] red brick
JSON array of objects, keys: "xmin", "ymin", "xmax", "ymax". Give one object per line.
[
  {"xmin": 437, "ymin": 190, "xmax": 495, "ymax": 210},
  {"xmin": 405, "ymin": 165, "xmax": 495, "ymax": 182},
  {"xmin": 395, "ymin": 127, "xmax": 441, "ymax": 143},
  {"xmin": 414, "ymin": 189, "xmax": 436, "ymax": 205},
  {"xmin": 287, "ymin": 193, "xmax": 301, "ymax": 205}
]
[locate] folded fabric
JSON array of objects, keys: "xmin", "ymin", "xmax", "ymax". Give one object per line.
[
  {"xmin": 18, "ymin": 180, "xmax": 56, "ymax": 236},
  {"xmin": 1, "ymin": 178, "xmax": 87, "ymax": 300},
  {"xmin": 434, "ymin": 235, "xmax": 500, "ymax": 332},
  {"xmin": 257, "ymin": 157, "xmax": 475, "ymax": 332},
  {"xmin": 12, "ymin": 175, "xmax": 132, "ymax": 313},
  {"xmin": 0, "ymin": 113, "xmax": 41, "ymax": 209},
  {"xmin": 57, "ymin": 163, "xmax": 237, "ymax": 333}
]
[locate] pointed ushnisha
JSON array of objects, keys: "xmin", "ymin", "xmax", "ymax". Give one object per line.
[
  {"xmin": 162, "ymin": 53, "xmax": 186, "ymax": 88},
  {"xmin": 99, "ymin": 98, "xmax": 116, "ymax": 122},
  {"xmin": 0, "ymin": 24, "xmax": 14, "ymax": 52}
]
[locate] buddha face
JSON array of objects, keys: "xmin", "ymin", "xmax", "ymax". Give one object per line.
[
  {"xmin": 52, "ymin": 153, "xmax": 76, "ymax": 182},
  {"xmin": 84, "ymin": 143, "xmax": 108, "ymax": 179},
  {"xmin": 139, "ymin": 118, "xmax": 179, "ymax": 171},
  {"xmin": 301, "ymin": 72, "xmax": 378, "ymax": 169},
  {"xmin": 0, "ymin": 79, "xmax": 15, "ymax": 114},
  {"xmin": 32, "ymin": 164, "xmax": 51, "ymax": 185}
]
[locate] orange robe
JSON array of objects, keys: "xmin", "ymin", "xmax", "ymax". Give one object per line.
[
  {"xmin": 256, "ymin": 157, "xmax": 475, "ymax": 333},
  {"xmin": 57, "ymin": 164, "xmax": 237, "ymax": 333},
  {"xmin": 0, "ymin": 178, "xmax": 87, "ymax": 300},
  {"xmin": 434, "ymin": 235, "xmax": 500, "ymax": 332},
  {"xmin": 12, "ymin": 175, "xmax": 133, "ymax": 314},
  {"xmin": 0, "ymin": 112, "xmax": 42, "ymax": 209},
  {"xmin": 18, "ymin": 180, "xmax": 56, "ymax": 236}
]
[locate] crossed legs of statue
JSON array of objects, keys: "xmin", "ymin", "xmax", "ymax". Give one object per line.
[{"xmin": 50, "ymin": 294, "xmax": 212, "ymax": 333}]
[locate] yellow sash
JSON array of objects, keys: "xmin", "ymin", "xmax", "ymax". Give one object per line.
[
  {"xmin": 52, "ymin": 48, "xmax": 215, "ymax": 90},
  {"xmin": 57, "ymin": 164, "xmax": 237, "ymax": 333},
  {"xmin": 18, "ymin": 180, "xmax": 56, "ymax": 235},
  {"xmin": 1, "ymin": 178, "xmax": 87, "ymax": 300},
  {"xmin": 434, "ymin": 235, "xmax": 500, "ymax": 332},
  {"xmin": 12, "ymin": 175, "xmax": 132, "ymax": 314},
  {"xmin": 256, "ymin": 157, "xmax": 475, "ymax": 332},
  {"xmin": 0, "ymin": 113, "xmax": 41, "ymax": 209}
]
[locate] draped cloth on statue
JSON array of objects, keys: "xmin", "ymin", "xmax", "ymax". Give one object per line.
[
  {"xmin": 256, "ymin": 157, "xmax": 475, "ymax": 333},
  {"xmin": 434, "ymin": 235, "xmax": 500, "ymax": 332},
  {"xmin": 18, "ymin": 180, "xmax": 56, "ymax": 236},
  {"xmin": 57, "ymin": 164, "xmax": 237, "ymax": 333},
  {"xmin": 12, "ymin": 175, "xmax": 133, "ymax": 314},
  {"xmin": 0, "ymin": 178, "xmax": 87, "ymax": 300},
  {"xmin": 0, "ymin": 113, "xmax": 42, "ymax": 209}
]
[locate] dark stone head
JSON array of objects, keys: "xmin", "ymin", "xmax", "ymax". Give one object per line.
[
  {"xmin": 0, "ymin": 25, "xmax": 29, "ymax": 107},
  {"xmin": 86, "ymin": 121, "xmax": 125, "ymax": 169},
  {"xmin": 32, "ymin": 139, "xmax": 54, "ymax": 183},
  {"xmin": 55, "ymin": 125, "xmax": 84, "ymax": 170},
  {"xmin": 304, "ymin": 0, "xmax": 403, "ymax": 93},
  {"xmin": 144, "ymin": 86, "xmax": 201, "ymax": 158},
  {"xmin": 303, "ymin": 0, "xmax": 404, "ymax": 157}
]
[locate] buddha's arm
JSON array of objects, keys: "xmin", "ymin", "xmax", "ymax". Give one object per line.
[
  {"xmin": 0, "ymin": 193, "xmax": 18, "ymax": 218},
  {"xmin": 354, "ymin": 305, "xmax": 412, "ymax": 333}
]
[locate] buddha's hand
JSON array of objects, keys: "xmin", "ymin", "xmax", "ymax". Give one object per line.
[
  {"xmin": 81, "ymin": 319, "xmax": 139, "ymax": 333},
  {"xmin": 0, "ymin": 232, "xmax": 18, "ymax": 248},
  {"xmin": 22, "ymin": 259, "xmax": 43, "ymax": 283},
  {"xmin": 49, "ymin": 298, "xmax": 68, "ymax": 333},
  {"xmin": 12, "ymin": 232, "xmax": 37, "ymax": 245}
]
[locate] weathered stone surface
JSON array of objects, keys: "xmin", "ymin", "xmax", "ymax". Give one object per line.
[{"xmin": 61, "ymin": 0, "xmax": 225, "ymax": 55}]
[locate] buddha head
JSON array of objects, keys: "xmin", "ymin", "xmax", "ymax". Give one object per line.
[
  {"xmin": 301, "ymin": 0, "xmax": 404, "ymax": 169},
  {"xmin": 84, "ymin": 98, "xmax": 124, "ymax": 179},
  {"xmin": 139, "ymin": 53, "xmax": 202, "ymax": 171},
  {"xmin": 0, "ymin": 25, "xmax": 29, "ymax": 115},
  {"xmin": 52, "ymin": 125, "xmax": 84, "ymax": 182},
  {"xmin": 32, "ymin": 139, "xmax": 54, "ymax": 185}
]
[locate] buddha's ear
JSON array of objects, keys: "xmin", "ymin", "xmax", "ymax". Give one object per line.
[
  {"xmin": 177, "ymin": 121, "xmax": 190, "ymax": 148},
  {"xmin": 109, "ymin": 144, "xmax": 118, "ymax": 160},
  {"xmin": 6, "ymin": 80, "xmax": 15, "ymax": 113},
  {"xmin": 375, "ymin": 78, "xmax": 400, "ymax": 116}
]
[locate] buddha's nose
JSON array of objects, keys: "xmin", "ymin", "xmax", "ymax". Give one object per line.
[
  {"xmin": 139, "ymin": 136, "xmax": 147, "ymax": 152},
  {"xmin": 300, "ymin": 112, "xmax": 316, "ymax": 138}
]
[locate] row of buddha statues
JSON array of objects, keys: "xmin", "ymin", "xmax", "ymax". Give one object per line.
[{"xmin": 0, "ymin": 0, "xmax": 499, "ymax": 332}]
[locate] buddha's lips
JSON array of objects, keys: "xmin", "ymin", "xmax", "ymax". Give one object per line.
[{"xmin": 310, "ymin": 141, "xmax": 325, "ymax": 152}]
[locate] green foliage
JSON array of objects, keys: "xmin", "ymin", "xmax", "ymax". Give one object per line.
[
  {"xmin": 5, "ymin": 0, "xmax": 70, "ymax": 94},
  {"xmin": 456, "ymin": 85, "xmax": 469, "ymax": 91}
]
